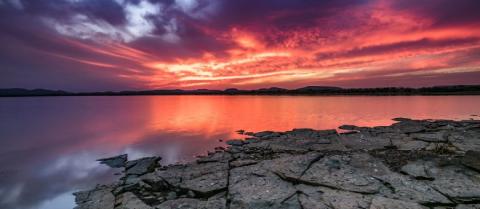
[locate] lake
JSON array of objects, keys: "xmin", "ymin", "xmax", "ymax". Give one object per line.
[{"xmin": 1, "ymin": 95, "xmax": 479, "ymax": 209}]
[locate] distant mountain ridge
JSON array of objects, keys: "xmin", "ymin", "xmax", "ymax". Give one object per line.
[{"xmin": 1, "ymin": 85, "xmax": 480, "ymax": 97}]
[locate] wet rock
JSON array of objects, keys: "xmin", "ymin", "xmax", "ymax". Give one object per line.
[
  {"xmin": 369, "ymin": 196, "xmax": 428, "ymax": 209},
  {"xmin": 97, "ymin": 154, "xmax": 127, "ymax": 168}
]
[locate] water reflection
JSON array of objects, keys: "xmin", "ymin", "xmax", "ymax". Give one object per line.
[{"xmin": 0, "ymin": 96, "xmax": 479, "ymax": 209}]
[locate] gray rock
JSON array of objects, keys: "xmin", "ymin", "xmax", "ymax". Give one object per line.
[
  {"xmin": 300, "ymin": 154, "xmax": 382, "ymax": 194},
  {"xmin": 115, "ymin": 192, "xmax": 153, "ymax": 209},
  {"xmin": 226, "ymin": 139, "xmax": 246, "ymax": 146},
  {"xmin": 179, "ymin": 162, "xmax": 229, "ymax": 194},
  {"xmin": 393, "ymin": 121, "xmax": 425, "ymax": 133},
  {"xmin": 230, "ymin": 159, "xmax": 258, "ymax": 168},
  {"xmin": 377, "ymin": 172, "xmax": 451, "ymax": 205},
  {"xmin": 267, "ymin": 152, "xmax": 323, "ymax": 179},
  {"xmin": 401, "ymin": 160, "xmax": 439, "ymax": 179},
  {"xmin": 126, "ymin": 157, "xmax": 161, "ymax": 175},
  {"xmin": 75, "ymin": 119, "xmax": 480, "ymax": 209},
  {"xmin": 369, "ymin": 196, "xmax": 428, "ymax": 209},
  {"xmin": 456, "ymin": 205, "xmax": 480, "ymax": 209},
  {"xmin": 397, "ymin": 140, "xmax": 429, "ymax": 151},
  {"xmin": 254, "ymin": 131, "xmax": 278, "ymax": 138},
  {"xmin": 297, "ymin": 184, "xmax": 372, "ymax": 209},
  {"xmin": 461, "ymin": 151, "xmax": 480, "ymax": 171},
  {"xmin": 73, "ymin": 186, "xmax": 115, "ymax": 209},
  {"xmin": 411, "ymin": 132, "xmax": 447, "ymax": 142},
  {"xmin": 430, "ymin": 166, "xmax": 480, "ymax": 203},
  {"xmin": 166, "ymin": 192, "xmax": 177, "ymax": 200},
  {"xmin": 228, "ymin": 162, "xmax": 298, "ymax": 209},
  {"xmin": 97, "ymin": 154, "xmax": 127, "ymax": 168}
]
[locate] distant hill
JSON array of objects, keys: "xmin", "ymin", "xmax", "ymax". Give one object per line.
[
  {"xmin": 1, "ymin": 85, "xmax": 480, "ymax": 97},
  {"xmin": 0, "ymin": 88, "xmax": 69, "ymax": 96}
]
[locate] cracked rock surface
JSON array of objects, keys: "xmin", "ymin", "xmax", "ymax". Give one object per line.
[{"xmin": 74, "ymin": 118, "xmax": 480, "ymax": 209}]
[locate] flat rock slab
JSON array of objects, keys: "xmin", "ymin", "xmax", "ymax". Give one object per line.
[
  {"xmin": 97, "ymin": 154, "xmax": 128, "ymax": 168},
  {"xmin": 75, "ymin": 118, "xmax": 480, "ymax": 209}
]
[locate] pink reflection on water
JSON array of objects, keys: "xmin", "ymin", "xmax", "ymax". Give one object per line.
[{"xmin": 0, "ymin": 95, "xmax": 479, "ymax": 209}]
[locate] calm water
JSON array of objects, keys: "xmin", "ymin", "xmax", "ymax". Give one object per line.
[{"xmin": 1, "ymin": 95, "xmax": 479, "ymax": 209}]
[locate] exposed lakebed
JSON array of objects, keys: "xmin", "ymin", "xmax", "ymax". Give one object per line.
[{"xmin": 77, "ymin": 118, "xmax": 480, "ymax": 209}]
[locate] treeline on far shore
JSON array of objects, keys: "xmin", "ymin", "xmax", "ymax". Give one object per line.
[{"xmin": 1, "ymin": 85, "xmax": 480, "ymax": 97}]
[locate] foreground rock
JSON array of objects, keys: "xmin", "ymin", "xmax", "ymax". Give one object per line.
[{"xmin": 75, "ymin": 118, "xmax": 480, "ymax": 209}]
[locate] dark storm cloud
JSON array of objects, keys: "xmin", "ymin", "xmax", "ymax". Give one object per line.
[{"xmin": 392, "ymin": 0, "xmax": 480, "ymax": 27}]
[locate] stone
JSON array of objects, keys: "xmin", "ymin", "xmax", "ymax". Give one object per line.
[
  {"xmin": 75, "ymin": 118, "xmax": 480, "ymax": 209},
  {"xmin": 300, "ymin": 154, "xmax": 382, "ymax": 194},
  {"xmin": 73, "ymin": 186, "xmax": 115, "ymax": 209},
  {"xmin": 115, "ymin": 192, "xmax": 153, "ymax": 209},
  {"xmin": 411, "ymin": 132, "xmax": 447, "ymax": 142},
  {"xmin": 377, "ymin": 172, "xmax": 451, "ymax": 205},
  {"xmin": 369, "ymin": 196, "xmax": 428, "ymax": 209},
  {"xmin": 397, "ymin": 140, "xmax": 429, "ymax": 151},
  {"xmin": 297, "ymin": 184, "xmax": 372, "ymax": 209},
  {"xmin": 430, "ymin": 166, "xmax": 480, "ymax": 203},
  {"xmin": 393, "ymin": 121, "xmax": 425, "ymax": 133},
  {"xmin": 456, "ymin": 205, "xmax": 480, "ymax": 209},
  {"xmin": 253, "ymin": 131, "xmax": 278, "ymax": 138},
  {"xmin": 267, "ymin": 152, "xmax": 323, "ymax": 180},
  {"xmin": 179, "ymin": 162, "xmax": 229, "ymax": 194},
  {"xmin": 230, "ymin": 159, "xmax": 258, "ymax": 168},
  {"xmin": 126, "ymin": 157, "xmax": 161, "ymax": 176},
  {"xmin": 97, "ymin": 154, "xmax": 127, "ymax": 168},
  {"xmin": 228, "ymin": 162, "xmax": 298, "ymax": 209},
  {"xmin": 401, "ymin": 160, "xmax": 439, "ymax": 179},
  {"xmin": 461, "ymin": 150, "xmax": 480, "ymax": 171},
  {"xmin": 226, "ymin": 139, "xmax": 245, "ymax": 146}
]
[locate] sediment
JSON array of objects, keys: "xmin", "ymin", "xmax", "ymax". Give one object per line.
[{"xmin": 75, "ymin": 118, "xmax": 480, "ymax": 209}]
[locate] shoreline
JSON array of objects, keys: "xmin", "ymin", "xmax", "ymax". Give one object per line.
[{"xmin": 75, "ymin": 118, "xmax": 480, "ymax": 209}]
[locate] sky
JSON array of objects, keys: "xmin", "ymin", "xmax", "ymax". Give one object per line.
[{"xmin": 0, "ymin": 0, "xmax": 479, "ymax": 91}]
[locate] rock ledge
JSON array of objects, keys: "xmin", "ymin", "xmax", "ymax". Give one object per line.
[{"xmin": 75, "ymin": 118, "xmax": 480, "ymax": 209}]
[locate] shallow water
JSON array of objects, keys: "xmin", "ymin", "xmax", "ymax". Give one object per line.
[{"xmin": 0, "ymin": 95, "xmax": 479, "ymax": 209}]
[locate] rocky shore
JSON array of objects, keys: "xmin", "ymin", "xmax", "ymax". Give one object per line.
[{"xmin": 75, "ymin": 118, "xmax": 480, "ymax": 209}]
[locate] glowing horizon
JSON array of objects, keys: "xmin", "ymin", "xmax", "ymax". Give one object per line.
[{"xmin": 1, "ymin": 0, "xmax": 479, "ymax": 91}]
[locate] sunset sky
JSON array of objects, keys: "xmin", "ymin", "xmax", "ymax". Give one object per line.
[{"xmin": 1, "ymin": 0, "xmax": 479, "ymax": 91}]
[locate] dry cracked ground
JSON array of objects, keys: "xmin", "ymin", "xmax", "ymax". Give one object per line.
[{"xmin": 75, "ymin": 118, "xmax": 480, "ymax": 209}]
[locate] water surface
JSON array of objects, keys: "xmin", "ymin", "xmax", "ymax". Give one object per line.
[{"xmin": 0, "ymin": 95, "xmax": 479, "ymax": 209}]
